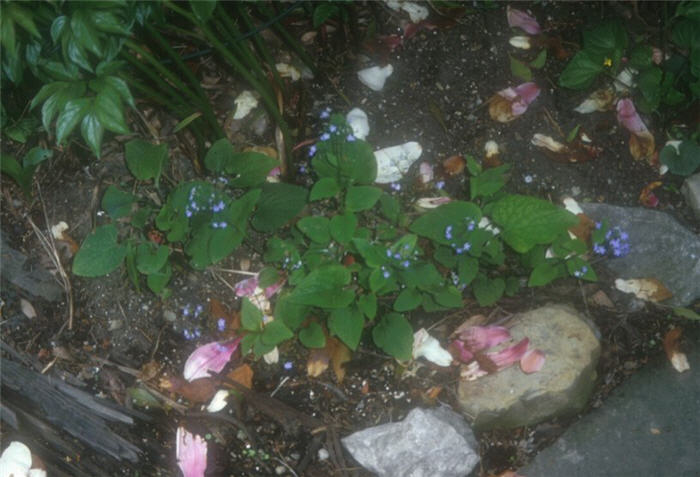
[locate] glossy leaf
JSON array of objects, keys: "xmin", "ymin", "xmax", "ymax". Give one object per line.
[{"xmin": 56, "ymin": 98, "xmax": 90, "ymax": 145}]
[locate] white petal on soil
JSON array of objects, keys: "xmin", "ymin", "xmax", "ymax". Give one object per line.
[
  {"xmin": 659, "ymin": 164, "xmax": 668, "ymax": 175},
  {"xmin": 51, "ymin": 221, "xmax": 69, "ymax": 240},
  {"xmin": 233, "ymin": 91, "xmax": 259, "ymax": 120},
  {"xmin": 614, "ymin": 278, "xmax": 673, "ymax": 303},
  {"xmin": 275, "ymin": 63, "xmax": 301, "ymax": 81},
  {"xmin": 357, "ymin": 65, "xmax": 394, "ymax": 92},
  {"xmin": 28, "ymin": 469, "xmax": 47, "ymax": 477},
  {"xmin": 346, "ymin": 108, "xmax": 370, "ymax": 140},
  {"xmin": 20, "ymin": 299, "xmax": 37, "ymax": 319},
  {"xmin": 614, "ymin": 68, "xmax": 637, "ymax": 93},
  {"xmin": 0, "ymin": 441, "xmax": 33, "ymax": 477},
  {"xmin": 484, "ymin": 140, "xmax": 500, "ymax": 158},
  {"xmin": 206, "ymin": 390, "xmax": 230, "ymax": 413},
  {"xmin": 531, "ymin": 133, "xmax": 566, "ymax": 152},
  {"xmin": 400, "ymin": 2, "xmax": 429, "ymax": 22},
  {"xmin": 573, "ymin": 88, "xmax": 614, "ymax": 114},
  {"xmin": 414, "ymin": 197, "xmax": 452, "ymax": 211},
  {"xmin": 374, "ymin": 141, "xmax": 422, "ymax": 183},
  {"xmin": 263, "ymin": 346, "xmax": 279, "ymax": 364},
  {"xmin": 670, "ymin": 352, "xmax": 690, "ymax": 373},
  {"xmin": 509, "ymin": 36, "xmax": 532, "ymax": 49},
  {"xmin": 562, "ymin": 197, "xmax": 584, "ymax": 215},
  {"xmin": 412, "ymin": 328, "xmax": 453, "ymax": 367},
  {"xmin": 418, "ymin": 161, "xmax": 434, "ymax": 184}
]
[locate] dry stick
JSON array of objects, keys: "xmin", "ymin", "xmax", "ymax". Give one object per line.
[
  {"xmin": 28, "ymin": 184, "xmax": 74, "ymax": 330},
  {"xmin": 543, "ymin": 107, "xmax": 566, "ymax": 140}
]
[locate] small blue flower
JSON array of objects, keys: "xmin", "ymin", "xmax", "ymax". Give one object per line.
[
  {"xmin": 574, "ymin": 270, "xmax": 582, "ymax": 278},
  {"xmin": 383, "ymin": 270, "xmax": 390, "ymax": 279},
  {"xmin": 402, "ymin": 260, "xmax": 410, "ymax": 268},
  {"xmin": 217, "ymin": 318, "xmax": 226, "ymax": 331},
  {"xmin": 194, "ymin": 328, "xmax": 201, "ymax": 338},
  {"xmin": 320, "ymin": 108, "xmax": 331, "ymax": 119},
  {"xmin": 329, "ymin": 125, "xmax": 337, "ymax": 133},
  {"xmin": 467, "ymin": 221, "xmax": 475, "ymax": 231},
  {"xmin": 299, "ymin": 165, "xmax": 307, "ymax": 174},
  {"xmin": 593, "ymin": 243, "xmax": 606, "ymax": 255},
  {"xmin": 462, "ymin": 242, "xmax": 471, "ymax": 252},
  {"xmin": 218, "ymin": 176, "xmax": 229, "ymax": 184},
  {"xmin": 393, "ymin": 253, "xmax": 401, "ymax": 260},
  {"xmin": 308, "ymin": 145, "xmax": 317, "ymax": 157},
  {"xmin": 581, "ymin": 266, "xmax": 588, "ymax": 274},
  {"xmin": 346, "ymin": 134, "xmax": 356, "ymax": 142},
  {"xmin": 212, "ymin": 222, "xmax": 219, "ymax": 229},
  {"xmin": 435, "ymin": 180, "xmax": 445, "ymax": 190},
  {"xmin": 386, "ymin": 249, "xmax": 392, "ymax": 257},
  {"xmin": 391, "ymin": 182, "xmax": 401, "ymax": 191},
  {"xmin": 185, "ymin": 209, "xmax": 193, "ymax": 218},
  {"xmin": 524, "ymin": 174, "xmax": 533, "ymax": 184},
  {"xmin": 219, "ymin": 221, "xmax": 227, "ymax": 228},
  {"xmin": 595, "ymin": 222, "xmax": 602, "ymax": 230},
  {"xmin": 320, "ymin": 133, "xmax": 331, "ymax": 141},
  {"xmin": 284, "ymin": 361, "xmax": 293, "ymax": 370},
  {"xmin": 183, "ymin": 305, "xmax": 191, "ymax": 317},
  {"xmin": 620, "ymin": 231, "xmax": 629, "ymax": 241},
  {"xmin": 194, "ymin": 304, "xmax": 203, "ymax": 317},
  {"xmin": 183, "ymin": 329, "xmax": 193, "ymax": 340},
  {"xmin": 403, "ymin": 244, "xmax": 410, "ymax": 250}
]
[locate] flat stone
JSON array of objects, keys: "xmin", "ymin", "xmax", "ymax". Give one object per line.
[
  {"xmin": 342, "ymin": 406, "xmax": 479, "ymax": 477},
  {"xmin": 458, "ymin": 304, "xmax": 600, "ymax": 431},
  {"xmin": 580, "ymin": 203, "xmax": 700, "ymax": 307},
  {"xmin": 681, "ymin": 172, "xmax": 700, "ymax": 221},
  {"xmin": 520, "ymin": 326, "xmax": 700, "ymax": 476}
]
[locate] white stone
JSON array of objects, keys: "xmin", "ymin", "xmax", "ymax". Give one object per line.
[
  {"xmin": 346, "ymin": 108, "xmax": 370, "ymax": 140},
  {"xmin": 233, "ymin": 90, "xmax": 258, "ymax": 120},
  {"xmin": 681, "ymin": 172, "xmax": 700, "ymax": 221},
  {"xmin": 374, "ymin": 141, "xmax": 422, "ymax": 183},
  {"xmin": 358, "ymin": 65, "xmax": 393, "ymax": 92}
]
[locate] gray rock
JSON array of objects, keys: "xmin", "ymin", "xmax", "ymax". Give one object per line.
[
  {"xmin": 580, "ymin": 203, "xmax": 700, "ymax": 307},
  {"xmin": 681, "ymin": 172, "xmax": 700, "ymax": 221},
  {"xmin": 458, "ymin": 305, "xmax": 600, "ymax": 431},
  {"xmin": 342, "ymin": 406, "xmax": 479, "ymax": 477},
  {"xmin": 520, "ymin": 326, "xmax": 700, "ymax": 477}
]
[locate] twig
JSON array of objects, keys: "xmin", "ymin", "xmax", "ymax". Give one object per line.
[
  {"xmin": 543, "ymin": 107, "xmax": 566, "ymax": 140},
  {"xmin": 27, "ymin": 184, "xmax": 74, "ymax": 331},
  {"xmin": 211, "ymin": 271, "xmax": 238, "ymax": 295},
  {"xmin": 212, "ymin": 268, "xmax": 258, "ymax": 276}
]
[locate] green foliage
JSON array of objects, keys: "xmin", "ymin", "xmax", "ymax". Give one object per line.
[
  {"xmin": 73, "ymin": 224, "xmax": 127, "ymax": 277},
  {"xmin": 660, "ymin": 140, "xmax": 700, "ymax": 176},
  {"xmin": 1, "ymin": 147, "xmax": 52, "ymax": 197},
  {"xmin": 125, "ymin": 139, "xmax": 168, "ymax": 185}
]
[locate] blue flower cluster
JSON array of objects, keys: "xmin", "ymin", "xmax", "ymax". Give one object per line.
[
  {"xmin": 185, "ymin": 185, "xmax": 229, "ymax": 229},
  {"xmin": 573, "ymin": 265, "xmax": 589, "ymax": 278},
  {"xmin": 282, "ymin": 255, "xmax": 303, "ymax": 271},
  {"xmin": 444, "ymin": 219, "xmax": 476, "ymax": 255},
  {"xmin": 308, "ymin": 108, "xmax": 357, "ymax": 158},
  {"xmin": 593, "ymin": 223, "xmax": 630, "ymax": 258},
  {"xmin": 182, "ymin": 303, "xmax": 205, "ymax": 340}
]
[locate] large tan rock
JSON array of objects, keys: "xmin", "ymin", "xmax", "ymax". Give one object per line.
[{"xmin": 457, "ymin": 304, "xmax": 600, "ymax": 431}]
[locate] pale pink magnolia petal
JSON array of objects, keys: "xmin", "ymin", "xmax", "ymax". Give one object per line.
[
  {"xmin": 458, "ymin": 325, "xmax": 511, "ymax": 352},
  {"xmin": 418, "ymin": 161, "xmax": 434, "ymax": 184},
  {"xmin": 507, "ymin": 6, "xmax": 541, "ymax": 35},
  {"xmin": 183, "ymin": 338, "xmax": 241, "ymax": 382},
  {"xmin": 487, "ymin": 337, "xmax": 529, "ymax": 369},
  {"xmin": 176, "ymin": 427, "xmax": 207, "ymax": 477},
  {"xmin": 449, "ymin": 339, "xmax": 475, "ymax": 364},
  {"xmin": 520, "ymin": 348, "xmax": 546, "ymax": 373},
  {"xmin": 264, "ymin": 278, "xmax": 286, "ymax": 298},
  {"xmin": 234, "ymin": 276, "xmax": 258, "ymax": 297},
  {"xmin": 616, "ymin": 98, "xmax": 648, "ymax": 135},
  {"xmin": 511, "ymin": 82, "xmax": 541, "ymax": 115},
  {"xmin": 460, "ymin": 361, "xmax": 488, "ymax": 381}
]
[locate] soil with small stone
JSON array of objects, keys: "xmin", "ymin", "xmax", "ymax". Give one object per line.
[{"xmin": 1, "ymin": 2, "xmax": 698, "ymax": 477}]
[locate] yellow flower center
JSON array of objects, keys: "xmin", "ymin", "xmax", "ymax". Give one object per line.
[{"xmin": 603, "ymin": 58, "xmax": 612, "ymax": 67}]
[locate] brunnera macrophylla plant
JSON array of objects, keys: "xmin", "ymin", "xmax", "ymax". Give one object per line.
[{"xmin": 72, "ymin": 136, "xmax": 307, "ymax": 296}]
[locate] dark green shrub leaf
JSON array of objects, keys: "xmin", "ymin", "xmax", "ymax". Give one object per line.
[
  {"xmin": 241, "ymin": 298, "xmax": 262, "ymax": 332},
  {"xmin": 191, "ymin": 0, "xmax": 217, "ymax": 22},
  {"xmin": 329, "ymin": 307, "xmax": 364, "ymax": 350},
  {"xmin": 457, "ymin": 256, "xmax": 478, "ymax": 286},
  {"xmin": 346, "ymin": 186, "xmax": 382, "ymax": 212},
  {"xmin": 629, "ymin": 45, "xmax": 653, "ymax": 69},
  {"xmin": 372, "ymin": 313, "xmax": 413, "ymax": 361},
  {"xmin": 252, "ymin": 183, "xmax": 308, "ymax": 232},
  {"xmin": 583, "ymin": 20, "xmax": 627, "ymax": 58},
  {"xmin": 492, "ymin": 195, "xmax": 578, "ymax": 253},
  {"xmin": 56, "ymin": 98, "xmax": 90, "ymax": 145},
  {"xmin": 432, "ymin": 286, "xmax": 464, "ymax": 308},
  {"xmin": 472, "ymin": 275, "xmax": 504, "ymax": 306},
  {"xmin": 73, "ymin": 224, "xmax": 126, "ymax": 276},
  {"xmin": 671, "ymin": 18, "xmax": 698, "ymax": 48},
  {"xmin": 566, "ymin": 256, "xmax": 597, "ymax": 281},
  {"xmin": 329, "ymin": 213, "xmax": 357, "ymax": 244},
  {"xmin": 470, "ymin": 164, "xmax": 510, "ymax": 199},
  {"xmin": 660, "ymin": 141, "xmax": 700, "ymax": 176},
  {"xmin": 289, "ymin": 265, "xmax": 354, "ymax": 308},
  {"xmin": 410, "ymin": 201, "xmax": 482, "ymax": 245},
  {"xmin": 299, "ymin": 322, "xmax": 326, "ymax": 348},
  {"xmin": 559, "ymin": 51, "xmax": 604, "ymax": 89},
  {"xmin": 80, "ymin": 111, "xmax": 104, "ymax": 157},
  {"xmin": 394, "ymin": 288, "xmax": 422, "ymax": 312},
  {"xmin": 258, "ymin": 267, "xmax": 280, "ymax": 288},
  {"xmin": 261, "ymin": 320, "xmax": 293, "ymax": 346},
  {"xmin": 135, "ymin": 243, "xmax": 169, "ymax": 274},
  {"xmin": 95, "ymin": 88, "xmax": 130, "ymax": 134},
  {"xmin": 146, "ymin": 262, "xmax": 171, "ymax": 294},
  {"xmin": 509, "ymin": 55, "xmax": 532, "ymax": 81},
  {"xmin": 125, "ymin": 139, "xmax": 168, "ymax": 184},
  {"xmin": 357, "ymin": 293, "xmax": 377, "ymax": 320},
  {"xmin": 310, "ymin": 177, "xmax": 339, "ymax": 201},
  {"xmin": 528, "ymin": 261, "xmax": 565, "ymax": 286},
  {"xmin": 203, "ymin": 138, "xmax": 234, "ymax": 173},
  {"xmin": 101, "ymin": 185, "xmax": 135, "ymax": 219},
  {"xmin": 297, "ymin": 216, "xmax": 330, "ymax": 244}
]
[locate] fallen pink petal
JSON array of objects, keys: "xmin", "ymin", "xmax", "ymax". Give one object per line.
[
  {"xmin": 176, "ymin": 427, "xmax": 207, "ymax": 477},
  {"xmin": 183, "ymin": 338, "xmax": 241, "ymax": 382},
  {"xmin": 511, "ymin": 82, "xmax": 541, "ymax": 114},
  {"xmin": 234, "ymin": 276, "xmax": 258, "ymax": 297},
  {"xmin": 449, "ymin": 339, "xmax": 475, "ymax": 364},
  {"xmin": 264, "ymin": 277, "xmax": 286, "ymax": 298},
  {"xmin": 487, "ymin": 338, "xmax": 530, "ymax": 369},
  {"xmin": 616, "ymin": 98, "xmax": 648, "ymax": 135},
  {"xmin": 458, "ymin": 325, "xmax": 511, "ymax": 352},
  {"xmin": 520, "ymin": 348, "xmax": 546, "ymax": 373},
  {"xmin": 507, "ymin": 6, "xmax": 541, "ymax": 35}
]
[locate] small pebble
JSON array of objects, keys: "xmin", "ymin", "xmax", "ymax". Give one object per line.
[
  {"xmin": 275, "ymin": 465, "xmax": 286, "ymax": 475},
  {"xmin": 163, "ymin": 310, "xmax": 177, "ymax": 322},
  {"xmin": 318, "ymin": 448, "xmax": 329, "ymax": 461}
]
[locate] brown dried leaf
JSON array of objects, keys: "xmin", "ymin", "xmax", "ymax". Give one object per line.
[
  {"xmin": 663, "ymin": 328, "xmax": 690, "ymax": 373},
  {"xmin": 568, "ymin": 213, "xmax": 596, "ymax": 243},
  {"xmin": 443, "ymin": 155, "xmax": 465, "ymax": 176},
  {"xmin": 307, "ymin": 348, "xmax": 330, "ymax": 378},
  {"xmin": 162, "ymin": 376, "xmax": 218, "ymax": 403},
  {"xmin": 615, "ymin": 278, "xmax": 673, "ymax": 303},
  {"xmin": 226, "ymin": 363, "xmax": 253, "ymax": 389},
  {"xmin": 210, "ymin": 298, "xmax": 240, "ymax": 333},
  {"xmin": 590, "ymin": 290, "xmax": 615, "ymax": 309},
  {"xmin": 629, "ymin": 131, "xmax": 656, "ymax": 162},
  {"xmin": 138, "ymin": 360, "xmax": 162, "ymax": 382},
  {"xmin": 329, "ymin": 337, "xmax": 351, "ymax": 383},
  {"xmin": 489, "ymin": 94, "xmax": 516, "ymax": 122},
  {"xmin": 639, "ymin": 181, "xmax": 662, "ymax": 208}
]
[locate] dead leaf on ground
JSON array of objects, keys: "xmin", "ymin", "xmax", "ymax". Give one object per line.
[
  {"xmin": 531, "ymin": 133, "xmax": 602, "ymax": 164},
  {"xmin": 329, "ymin": 338, "xmax": 352, "ymax": 383},
  {"xmin": 138, "ymin": 360, "xmax": 162, "ymax": 382},
  {"xmin": 307, "ymin": 348, "xmax": 330, "ymax": 378},
  {"xmin": 210, "ymin": 298, "xmax": 240, "ymax": 333},
  {"xmin": 226, "ymin": 364, "xmax": 253, "ymax": 389},
  {"xmin": 615, "ymin": 278, "xmax": 673, "ymax": 303},
  {"xmin": 590, "ymin": 290, "xmax": 615, "ymax": 309},
  {"xmin": 639, "ymin": 181, "xmax": 661, "ymax": 208},
  {"xmin": 568, "ymin": 212, "xmax": 596, "ymax": 243},
  {"xmin": 443, "ymin": 155, "xmax": 465, "ymax": 176},
  {"xmin": 307, "ymin": 336, "xmax": 351, "ymax": 383},
  {"xmin": 663, "ymin": 328, "xmax": 690, "ymax": 373},
  {"xmin": 160, "ymin": 376, "xmax": 218, "ymax": 404}
]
